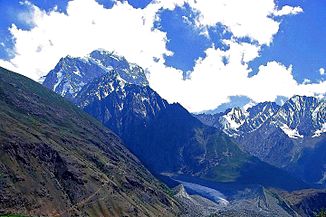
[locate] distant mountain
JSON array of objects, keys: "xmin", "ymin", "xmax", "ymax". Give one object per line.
[
  {"xmin": 43, "ymin": 50, "xmax": 307, "ymax": 191},
  {"xmin": 0, "ymin": 67, "xmax": 180, "ymax": 216},
  {"xmin": 196, "ymin": 96, "xmax": 326, "ymax": 184}
]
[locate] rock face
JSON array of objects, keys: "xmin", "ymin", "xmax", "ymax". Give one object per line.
[
  {"xmin": 195, "ymin": 96, "xmax": 326, "ymax": 185},
  {"xmin": 43, "ymin": 50, "xmax": 306, "ymax": 191},
  {"xmin": 0, "ymin": 67, "xmax": 180, "ymax": 217}
]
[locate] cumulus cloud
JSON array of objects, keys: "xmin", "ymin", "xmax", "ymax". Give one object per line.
[
  {"xmin": 274, "ymin": 5, "xmax": 303, "ymax": 16},
  {"xmin": 0, "ymin": 0, "xmax": 324, "ymax": 112},
  {"xmin": 176, "ymin": 0, "xmax": 303, "ymax": 45},
  {"xmin": 320, "ymin": 67, "xmax": 325, "ymax": 75},
  {"xmin": 186, "ymin": 0, "xmax": 279, "ymax": 45}
]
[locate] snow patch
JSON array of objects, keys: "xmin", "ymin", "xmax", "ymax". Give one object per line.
[
  {"xmin": 280, "ymin": 124, "xmax": 303, "ymax": 139},
  {"xmin": 221, "ymin": 108, "xmax": 247, "ymax": 130},
  {"xmin": 53, "ymin": 71, "xmax": 63, "ymax": 91},
  {"xmin": 38, "ymin": 76, "xmax": 46, "ymax": 84},
  {"xmin": 317, "ymin": 172, "xmax": 326, "ymax": 184},
  {"xmin": 118, "ymin": 102, "xmax": 124, "ymax": 111},
  {"xmin": 141, "ymin": 96, "xmax": 149, "ymax": 103},
  {"xmin": 73, "ymin": 70, "xmax": 81, "ymax": 76}
]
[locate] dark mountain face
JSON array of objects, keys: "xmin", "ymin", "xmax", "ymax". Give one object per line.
[
  {"xmin": 0, "ymin": 67, "xmax": 180, "ymax": 216},
  {"xmin": 288, "ymin": 136, "xmax": 326, "ymax": 184},
  {"xmin": 43, "ymin": 50, "xmax": 307, "ymax": 191},
  {"xmin": 196, "ymin": 96, "xmax": 326, "ymax": 185},
  {"xmin": 239, "ymin": 102, "xmax": 280, "ymax": 133},
  {"xmin": 74, "ymin": 71, "xmax": 167, "ymax": 139}
]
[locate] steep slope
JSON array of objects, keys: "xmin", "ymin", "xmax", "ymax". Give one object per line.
[
  {"xmin": 43, "ymin": 50, "xmax": 307, "ymax": 191},
  {"xmin": 74, "ymin": 71, "xmax": 166, "ymax": 140},
  {"xmin": 287, "ymin": 136, "xmax": 326, "ymax": 184},
  {"xmin": 0, "ymin": 67, "xmax": 180, "ymax": 217}
]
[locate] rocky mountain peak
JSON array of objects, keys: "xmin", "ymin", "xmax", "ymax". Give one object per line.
[
  {"xmin": 218, "ymin": 107, "xmax": 247, "ymax": 136},
  {"xmin": 43, "ymin": 49, "xmax": 149, "ymax": 100},
  {"xmin": 272, "ymin": 95, "xmax": 321, "ymax": 137},
  {"xmin": 89, "ymin": 50, "xmax": 149, "ymax": 86}
]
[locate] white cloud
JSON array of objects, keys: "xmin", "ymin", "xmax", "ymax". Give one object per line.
[
  {"xmin": 177, "ymin": 0, "xmax": 303, "ymax": 45},
  {"xmin": 186, "ymin": 0, "xmax": 279, "ymax": 45},
  {"xmin": 0, "ymin": 0, "xmax": 324, "ymax": 113},
  {"xmin": 246, "ymin": 62, "xmax": 298, "ymax": 102},
  {"xmin": 320, "ymin": 67, "xmax": 325, "ymax": 75},
  {"xmin": 274, "ymin": 5, "xmax": 303, "ymax": 16}
]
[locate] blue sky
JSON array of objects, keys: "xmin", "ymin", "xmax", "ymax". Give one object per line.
[
  {"xmin": 250, "ymin": 0, "xmax": 326, "ymax": 82},
  {"xmin": 0, "ymin": 0, "xmax": 325, "ymax": 112}
]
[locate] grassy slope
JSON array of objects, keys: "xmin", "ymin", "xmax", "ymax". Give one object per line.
[{"xmin": 0, "ymin": 67, "xmax": 180, "ymax": 217}]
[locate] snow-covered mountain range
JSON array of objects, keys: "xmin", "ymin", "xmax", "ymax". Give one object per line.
[
  {"xmin": 196, "ymin": 96, "xmax": 326, "ymax": 184},
  {"xmin": 196, "ymin": 96, "xmax": 325, "ymax": 139}
]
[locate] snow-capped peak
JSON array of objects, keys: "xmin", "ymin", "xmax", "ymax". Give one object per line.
[
  {"xmin": 270, "ymin": 95, "xmax": 321, "ymax": 138},
  {"xmin": 218, "ymin": 107, "xmax": 248, "ymax": 136},
  {"xmin": 43, "ymin": 49, "xmax": 149, "ymax": 100}
]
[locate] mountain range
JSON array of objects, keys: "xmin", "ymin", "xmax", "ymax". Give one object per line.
[
  {"xmin": 43, "ymin": 50, "xmax": 307, "ymax": 190},
  {"xmin": 196, "ymin": 95, "xmax": 326, "ymax": 185}
]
